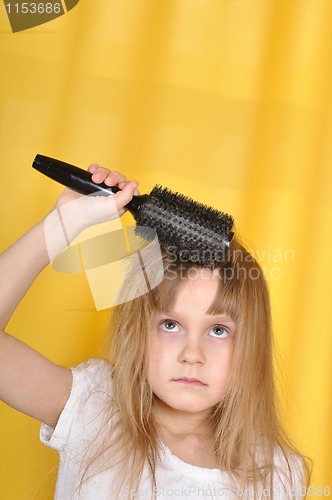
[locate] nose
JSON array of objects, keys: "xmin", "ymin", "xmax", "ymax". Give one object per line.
[{"xmin": 178, "ymin": 334, "xmax": 205, "ymax": 366}]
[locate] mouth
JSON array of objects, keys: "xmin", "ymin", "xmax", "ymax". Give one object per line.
[{"xmin": 172, "ymin": 378, "xmax": 207, "ymax": 387}]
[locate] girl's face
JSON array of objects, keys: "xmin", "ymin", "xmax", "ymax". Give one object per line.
[{"xmin": 148, "ymin": 268, "xmax": 236, "ymax": 423}]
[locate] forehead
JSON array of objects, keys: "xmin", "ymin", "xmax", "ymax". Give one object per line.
[
  {"xmin": 180, "ymin": 266, "xmax": 219, "ymax": 286},
  {"xmin": 151, "ymin": 264, "xmax": 237, "ymax": 319},
  {"xmin": 171, "ymin": 268, "xmax": 220, "ymax": 312}
]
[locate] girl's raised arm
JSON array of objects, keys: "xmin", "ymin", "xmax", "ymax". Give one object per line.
[{"xmin": 0, "ymin": 165, "xmax": 138, "ymax": 428}]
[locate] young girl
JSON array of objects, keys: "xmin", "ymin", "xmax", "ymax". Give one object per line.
[{"xmin": 0, "ymin": 165, "xmax": 310, "ymax": 499}]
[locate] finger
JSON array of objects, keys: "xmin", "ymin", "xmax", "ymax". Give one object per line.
[
  {"xmin": 87, "ymin": 163, "xmax": 99, "ymax": 173},
  {"xmin": 113, "ymin": 181, "xmax": 138, "ymax": 211},
  {"xmin": 103, "ymin": 170, "xmax": 128, "ymax": 187},
  {"xmin": 117, "ymin": 181, "xmax": 140, "ymax": 195},
  {"xmin": 89, "ymin": 167, "xmax": 127, "ymax": 186}
]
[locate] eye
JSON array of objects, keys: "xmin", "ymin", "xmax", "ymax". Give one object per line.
[
  {"xmin": 160, "ymin": 320, "xmax": 180, "ymax": 332},
  {"xmin": 209, "ymin": 325, "xmax": 229, "ymax": 339}
]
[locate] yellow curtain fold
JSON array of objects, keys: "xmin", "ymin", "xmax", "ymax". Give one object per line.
[{"xmin": 0, "ymin": 0, "xmax": 331, "ymax": 497}]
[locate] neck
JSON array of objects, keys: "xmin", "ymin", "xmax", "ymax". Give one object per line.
[
  {"xmin": 153, "ymin": 397, "xmax": 219, "ymax": 468},
  {"xmin": 153, "ymin": 397, "xmax": 212, "ymax": 441}
]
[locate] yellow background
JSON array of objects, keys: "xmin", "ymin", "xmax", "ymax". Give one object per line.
[{"xmin": 1, "ymin": 0, "xmax": 331, "ymax": 497}]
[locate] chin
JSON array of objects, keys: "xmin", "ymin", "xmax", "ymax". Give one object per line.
[{"xmin": 161, "ymin": 396, "xmax": 214, "ymax": 415}]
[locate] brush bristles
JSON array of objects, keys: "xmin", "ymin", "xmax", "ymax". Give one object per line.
[{"xmin": 135, "ymin": 185, "xmax": 234, "ymax": 268}]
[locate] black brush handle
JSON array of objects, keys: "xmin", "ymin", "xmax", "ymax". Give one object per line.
[{"xmin": 32, "ymin": 155, "xmax": 148, "ymax": 217}]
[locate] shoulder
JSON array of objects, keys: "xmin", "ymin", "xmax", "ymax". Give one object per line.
[
  {"xmin": 272, "ymin": 446, "xmax": 304, "ymax": 497},
  {"xmin": 255, "ymin": 443, "xmax": 304, "ymax": 487},
  {"xmin": 68, "ymin": 358, "xmax": 114, "ymax": 416},
  {"xmin": 273, "ymin": 446, "xmax": 303, "ymax": 472},
  {"xmin": 256, "ymin": 441, "xmax": 303, "ymax": 474},
  {"xmin": 69, "ymin": 357, "xmax": 114, "ymax": 425},
  {"xmin": 71, "ymin": 357, "xmax": 113, "ymax": 391}
]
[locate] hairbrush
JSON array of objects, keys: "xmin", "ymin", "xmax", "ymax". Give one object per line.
[{"xmin": 32, "ymin": 154, "xmax": 234, "ymax": 268}]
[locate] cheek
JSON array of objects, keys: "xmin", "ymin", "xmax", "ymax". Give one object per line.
[
  {"xmin": 148, "ymin": 335, "xmax": 175, "ymax": 383},
  {"xmin": 150, "ymin": 333, "xmax": 175, "ymax": 362},
  {"xmin": 209, "ymin": 343, "xmax": 234, "ymax": 383},
  {"xmin": 147, "ymin": 337, "xmax": 163, "ymax": 381}
]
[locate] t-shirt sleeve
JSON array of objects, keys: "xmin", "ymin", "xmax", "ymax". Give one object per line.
[{"xmin": 40, "ymin": 358, "xmax": 113, "ymax": 453}]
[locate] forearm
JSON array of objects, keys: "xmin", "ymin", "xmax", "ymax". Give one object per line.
[{"xmin": 0, "ymin": 210, "xmax": 69, "ymax": 331}]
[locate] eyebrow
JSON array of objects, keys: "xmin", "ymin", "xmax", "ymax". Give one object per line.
[
  {"xmin": 156, "ymin": 311, "xmax": 236, "ymax": 324},
  {"xmin": 206, "ymin": 315, "xmax": 236, "ymax": 325}
]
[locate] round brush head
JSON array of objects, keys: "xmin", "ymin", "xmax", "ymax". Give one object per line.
[{"xmin": 135, "ymin": 185, "xmax": 234, "ymax": 268}]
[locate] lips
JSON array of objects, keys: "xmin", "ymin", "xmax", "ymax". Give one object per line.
[{"xmin": 172, "ymin": 377, "xmax": 207, "ymax": 387}]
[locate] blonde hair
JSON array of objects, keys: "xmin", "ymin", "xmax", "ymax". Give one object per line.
[{"xmin": 79, "ymin": 238, "xmax": 311, "ymax": 498}]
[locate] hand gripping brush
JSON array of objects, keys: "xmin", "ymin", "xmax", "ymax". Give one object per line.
[{"xmin": 32, "ymin": 155, "xmax": 234, "ymax": 268}]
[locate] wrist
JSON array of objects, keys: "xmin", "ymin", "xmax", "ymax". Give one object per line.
[
  {"xmin": 43, "ymin": 209, "xmax": 72, "ymax": 262},
  {"xmin": 44, "ymin": 194, "xmax": 121, "ymax": 262}
]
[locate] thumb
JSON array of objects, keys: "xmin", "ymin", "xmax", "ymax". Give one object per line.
[{"xmin": 114, "ymin": 181, "xmax": 139, "ymax": 213}]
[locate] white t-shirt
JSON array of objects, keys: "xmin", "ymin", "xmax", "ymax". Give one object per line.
[{"xmin": 40, "ymin": 359, "xmax": 303, "ymax": 499}]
